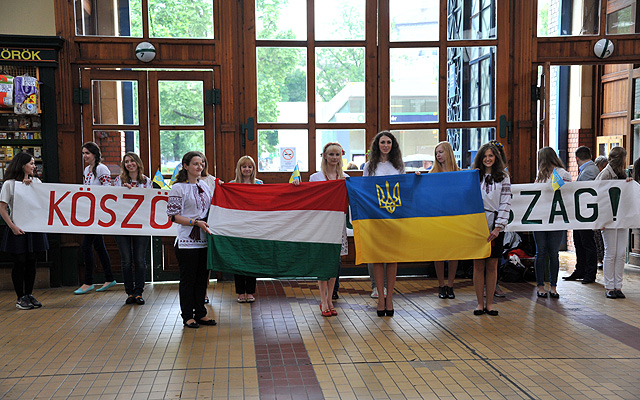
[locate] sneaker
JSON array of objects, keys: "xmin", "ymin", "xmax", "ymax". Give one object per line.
[
  {"xmin": 16, "ymin": 296, "xmax": 34, "ymax": 310},
  {"xmin": 125, "ymin": 295, "xmax": 136, "ymax": 304},
  {"xmin": 494, "ymin": 286, "xmax": 506, "ymax": 298},
  {"xmin": 370, "ymin": 287, "xmax": 378, "ymax": 298},
  {"xmin": 26, "ymin": 294, "xmax": 42, "ymax": 308},
  {"xmin": 615, "ymin": 289, "xmax": 626, "ymax": 299}
]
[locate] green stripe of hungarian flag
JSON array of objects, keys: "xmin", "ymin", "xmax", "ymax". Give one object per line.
[{"xmin": 206, "ymin": 180, "xmax": 348, "ymax": 280}]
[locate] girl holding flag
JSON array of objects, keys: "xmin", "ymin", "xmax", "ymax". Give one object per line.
[
  {"xmin": 74, "ymin": 142, "xmax": 116, "ymax": 295},
  {"xmin": 429, "ymin": 141, "xmax": 461, "ymax": 299},
  {"xmin": 309, "ymin": 143, "xmax": 348, "ymax": 317},
  {"xmin": 230, "ymin": 155, "xmax": 263, "ymax": 303},
  {"xmin": 363, "ymin": 131, "xmax": 405, "ymax": 317},
  {"xmin": 533, "ymin": 147, "xmax": 571, "ymax": 299},
  {"xmin": 471, "ymin": 142, "xmax": 511, "ymax": 316},
  {"xmin": 113, "ymin": 152, "xmax": 153, "ymax": 305},
  {"xmin": 167, "ymin": 151, "xmax": 217, "ymax": 328}
]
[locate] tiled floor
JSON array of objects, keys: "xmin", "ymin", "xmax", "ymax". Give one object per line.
[{"xmin": 1, "ymin": 253, "xmax": 639, "ymax": 399}]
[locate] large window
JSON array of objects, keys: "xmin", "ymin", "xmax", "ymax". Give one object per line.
[
  {"xmin": 253, "ymin": 0, "xmax": 502, "ymax": 174},
  {"xmin": 75, "ymin": 0, "xmax": 214, "ymax": 38}
]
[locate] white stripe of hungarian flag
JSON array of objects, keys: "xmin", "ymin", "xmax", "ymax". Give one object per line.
[{"xmin": 207, "ymin": 180, "xmax": 348, "ymax": 279}]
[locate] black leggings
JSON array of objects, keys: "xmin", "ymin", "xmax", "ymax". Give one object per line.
[{"xmin": 12, "ymin": 252, "xmax": 37, "ymax": 298}]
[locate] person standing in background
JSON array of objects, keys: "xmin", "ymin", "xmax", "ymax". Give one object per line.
[
  {"xmin": 564, "ymin": 146, "xmax": 600, "ymax": 284},
  {"xmin": 74, "ymin": 142, "xmax": 116, "ymax": 295}
]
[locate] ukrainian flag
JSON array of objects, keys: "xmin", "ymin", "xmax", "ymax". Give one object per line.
[
  {"xmin": 346, "ymin": 170, "xmax": 491, "ymax": 264},
  {"xmin": 551, "ymin": 168, "xmax": 565, "ymax": 191},
  {"xmin": 152, "ymin": 169, "xmax": 168, "ymax": 189},
  {"xmin": 289, "ymin": 164, "xmax": 301, "ymax": 184}
]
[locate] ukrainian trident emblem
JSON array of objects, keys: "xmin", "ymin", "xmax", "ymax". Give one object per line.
[{"xmin": 376, "ymin": 181, "xmax": 401, "ymax": 214}]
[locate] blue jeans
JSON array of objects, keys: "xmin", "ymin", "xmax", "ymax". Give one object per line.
[
  {"xmin": 533, "ymin": 230, "xmax": 564, "ymax": 287},
  {"xmin": 114, "ymin": 235, "xmax": 150, "ymax": 296}
]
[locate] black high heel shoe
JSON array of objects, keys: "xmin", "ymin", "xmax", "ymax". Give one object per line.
[
  {"xmin": 377, "ymin": 309, "xmax": 386, "ymax": 317},
  {"xmin": 385, "ymin": 309, "xmax": 394, "ymax": 317}
]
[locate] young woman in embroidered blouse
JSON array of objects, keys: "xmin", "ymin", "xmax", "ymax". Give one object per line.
[
  {"xmin": 429, "ymin": 141, "xmax": 461, "ymax": 300},
  {"xmin": 230, "ymin": 155, "xmax": 263, "ymax": 303},
  {"xmin": 74, "ymin": 142, "xmax": 116, "ymax": 295},
  {"xmin": 309, "ymin": 143, "xmax": 348, "ymax": 317},
  {"xmin": 471, "ymin": 142, "xmax": 511, "ymax": 316},
  {"xmin": 167, "ymin": 151, "xmax": 217, "ymax": 328},
  {"xmin": 113, "ymin": 152, "xmax": 152, "ymax": 305},
  {"xmin": 533, "ymin": 147, "xmax": 572, "ymax": 299},
  {"xmin": 362, "ymin": 131, "xmax": 405, "ymax": 317},
  {"xmin": 0, "ymin": 152, "xmax": 49, "ymax": 310}
]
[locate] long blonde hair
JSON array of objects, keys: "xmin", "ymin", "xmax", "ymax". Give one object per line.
[
  {"xmin": 234, "ymin": 155, "xmax": 258, "ymax": 184},
  {"xmin": 119, "ymin": 152, "xmax": 147, "ymax": 184},
  {"xmin": 536, "ymin": 147, "xmax": 565, "ymax": 183},
  {"xmin": 430, "ymin": 141, "xmax": 460, "ymax": 173},
  {"xmin": 320, "ymin": 142, "xmax": 345, "ymax": 180}
]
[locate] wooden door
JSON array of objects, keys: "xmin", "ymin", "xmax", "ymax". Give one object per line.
[{"xmin": 81, "ymin": 68, "xmax": 216, "ymax": 281}]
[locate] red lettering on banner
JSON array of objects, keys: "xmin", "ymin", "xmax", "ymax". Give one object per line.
[
  {"xmin": 150, "ymin": 195, "xmax": 172, "ymax": 229},
  {"xmin": 121, "ymin": 194, "xmax": 144, "ymax": 229},
  {"xmin": 48, "ymin": 191, "xmax": 70, "ymax": 226},
  {"xmin": 71, "ymin": 192, "xmax": 95, "ymax": 226},
  {"xmin": 98, "ymin": 194, "xmax": 117, "ymax": 227}
]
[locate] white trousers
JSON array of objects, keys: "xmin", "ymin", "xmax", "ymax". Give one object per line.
[{"xmin": 601, "ymin": 228, "xmax": 628, "ymax": 290}]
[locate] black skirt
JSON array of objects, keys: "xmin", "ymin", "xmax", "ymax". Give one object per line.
[
  {"xmin": 489, "ymin": 231, "xmax": 505, "ymax": 259},
  {"xmin": 0, "ymin": 228, "xmax": 49, "ymax": 254}
]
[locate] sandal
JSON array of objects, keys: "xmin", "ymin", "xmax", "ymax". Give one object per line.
[
  {"xmin": 237, "ymin": 295, "xmax": 246, "ymax": 303},
  {"xmin": 549, "ymin": 292, "xmax": 560, "ymax": 299},
  {"xmin": 536, "ymin": 291, "xmax": 548, "ymax": 298},
  {"xmin": 246, "ymin": 295, "xmax": 255, "ymax": 303}
]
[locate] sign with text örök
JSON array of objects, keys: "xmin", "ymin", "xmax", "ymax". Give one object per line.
[
  {"xmin": 12, "ymin": 183, "xmax": 176, "ymax": 236},
  {"xmin": 505, "ymin": 180, "xmax": 640, "ymax": 232}
]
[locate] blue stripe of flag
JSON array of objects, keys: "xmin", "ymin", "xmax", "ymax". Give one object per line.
[{"xmin": 346, "ymin": 169, "xmax": 484, "ymax": 221}]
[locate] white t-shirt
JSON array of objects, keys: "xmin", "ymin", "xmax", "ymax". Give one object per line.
[
  {"xmin": 167, "ymin": 181, "xmax": 212, "ymax": 248},
  {"xmin": 537, "ymin": 167, "xmax": 572, "ymax": 183},
  {"xmin": 309, "ymin": 171, "xmax": 349, "ymax": 182},
  {"xmin": 362, "ymin": 161, "xmax": 404, "ymax": 177},
  {"xmin": 113, "ymin": 175, "xmax": 153, "ymax": 188},
  {"xmin": 83, "ymin": 164, "xmax": 111, "ymax": 186},
  {"xmin": 0, "ymin": 177, "xmax": 42, "ymax": 220}
]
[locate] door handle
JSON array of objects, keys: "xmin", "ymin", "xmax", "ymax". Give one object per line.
[{"xmin": 241, "ymin": 117, "xmax": 255, "ymax": 147}]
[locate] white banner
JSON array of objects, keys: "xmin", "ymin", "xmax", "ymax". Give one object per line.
[
  {"xmin": 13, "ymin": 183, "xmax": 177, "ymax": 236},
  {"xmin": 505, "ymin": 180, "xmax": 640, "ymax": 231},
  {"xmin": 9, "ymin": 180, "xmax": 640, "ymax": 235}
]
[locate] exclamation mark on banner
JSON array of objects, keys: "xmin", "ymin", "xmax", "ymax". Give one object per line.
[{"xmin": 608, "ymin": 187, "xmax": 621, "ymax": 221}]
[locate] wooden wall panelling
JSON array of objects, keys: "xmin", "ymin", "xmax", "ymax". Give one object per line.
[
  {"xmin": 538, "ymin": 36, "xmax": 640, "ymax": 65},
  {"xmin": 496, "ymin": 0, "xmax": 512, "ymax": 171},
  {"xmin": 511, "ymin": 0, "xmax": 537, "ymax": 183},
  {"xmin": 240, "ymin": 0, "xmax": 258, "ymax": 182}
]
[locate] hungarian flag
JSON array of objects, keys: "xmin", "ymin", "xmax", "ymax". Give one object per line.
[{"xmin": 207, "ymin": 180, "xmax": 348, "ymax": 280}]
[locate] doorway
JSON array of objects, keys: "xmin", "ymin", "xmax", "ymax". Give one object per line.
[{"xmin": 80, "ymin": 68, "xmax": 216, "ymax": 281}]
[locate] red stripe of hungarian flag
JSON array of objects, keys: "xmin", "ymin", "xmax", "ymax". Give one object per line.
[{"xmin": 207, "ymin": 180, "xmax": 348, "ymax": 279}]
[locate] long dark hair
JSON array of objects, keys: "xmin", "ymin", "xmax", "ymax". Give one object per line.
[
  {"xmin": 4, "ymin": 152, "xmax": 34, "ymax": 182},
  {"xmin": 472, "ymin": 142, "xmax": 508, "ymax": 183},
  {"xmin": 607, "ymin": 146, "xmax": 627, "ymax": 178},
  {"xmin": 367, "ymin": 131, "xmax": 403, "ymax": 175},
  {"xmin": 536, "ymin": 146, "xmax": 565, "ymax": 183},
  {"xmin": 634, "ymin": 157, "xmax": 640, "ymax": 183},
  {"xmin": 175, "ymin": 151, "xmax": 205, "ymax": 183},
  {"xmin": 82, "ymin": 141, "xmax": 102, "ymax": 177}
]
